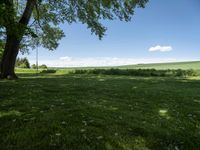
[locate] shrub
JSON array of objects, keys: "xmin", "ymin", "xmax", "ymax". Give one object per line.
[
  {"xmin": 31, "ymin": 64, "xmax": 37, "ymax": 69},
  {"xmin": 69, "ymin": 68, "xmax": 197, "ymax": 77},
  {"xmin": 0, "ymin": 40, "xmax": 4, "ymax": 62},
  {"xmin": 39, "ymin": 64, "xmax": 48, "ymax": 69},
  {"xmin": 0, "ymin": 47, "xmax": 3, "ymax": 62},
  {"xmin": 15, "ymin": 57, "xmax": 30, "ymax": 68},
  {"xmin": 41, "ymin": 69, "xmax": 56, "ymax": 73},
  {"xmin": 18, "ymin": 63, "xmax": 28, "ymax": 68}
]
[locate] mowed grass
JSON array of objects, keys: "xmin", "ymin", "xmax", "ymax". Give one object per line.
[{"xmin": 0, "ymin": 73, "xmax": 200, "ymax": 150}]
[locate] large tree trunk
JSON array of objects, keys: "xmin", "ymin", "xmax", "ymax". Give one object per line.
[
  {"xmin": 0, "ymin": 0, "xmax": 36, "ymax": 79},
  {"xmin": 0, "ymin": 35, "xmax": 21, "ymax": 79}
]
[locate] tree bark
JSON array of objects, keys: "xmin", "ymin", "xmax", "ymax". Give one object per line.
[
  {"xmin": 0, "ymin": 35, "xmax": 21, "ymax": 79},
  {"xmin": 0, "ymin": 0, "xmax": 36, "ymax": 79}
]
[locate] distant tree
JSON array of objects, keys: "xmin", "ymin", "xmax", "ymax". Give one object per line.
[
  {"xmin": 0, "ymin": 0, "xmax": 148, "ymax": 79},
  {"xmin": 0, "ymin": 46, "xmax": 3, "ymax": 63},
  {"xmin": 15, "ymin": 57, "xmax": 30, "ymax": 68},
  {"xmin": 31, "ymin": 64, "xmax": 37, "ymax": 69},
  {"xmin": 39, "ymin": 64, "xmax": 47, "ymax": 69},
  {"xmin": 0, "ymin": 40, "xmax": 4, "ymax": 67},
  {"xmin": 0, "ymin": 49, "xmax": 2, "ymax": 71}
]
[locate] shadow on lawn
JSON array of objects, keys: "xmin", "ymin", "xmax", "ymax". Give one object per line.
[{"xmin": 0, "ymin": 73, "xmax": 200, "ymax": 149}]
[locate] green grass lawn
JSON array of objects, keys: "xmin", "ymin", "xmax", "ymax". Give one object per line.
[{"xmin": 0, "ymin": 72, "xmax": 200, "ymax": 149}]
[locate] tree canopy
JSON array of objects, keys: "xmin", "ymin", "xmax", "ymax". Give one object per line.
[
  {"xmin": 0, "ymin": 0, "xmax": 148, "ymax": 53},
  {"xmin": 0, "ymin": 0, "xmax": 148, "ymax": 79}
]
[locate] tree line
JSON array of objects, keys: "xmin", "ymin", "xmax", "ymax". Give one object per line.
[{"xmin": 15, "ymin": 57, "xmax": 47, "ymax": 69}]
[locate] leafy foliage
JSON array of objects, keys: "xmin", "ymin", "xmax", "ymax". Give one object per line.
[
  {"xmin": 41, "ymin": 69, "xmax": 56, "ymax": 73},
  {"xmin": 31, "ymin": 64, "xmax": 48, "ymax": 69},
  {"xmin": 39, "ymin": 64, "xmax": 48, "ymax": 69},
  {"xmin": 15, "ymin": 57, "xmax": 30, "ymax": 68},
  {"xmin": 0, "ymin": 0, "xmax": 148, "ymax": 53},
  {"xmin": 69, "ymin": 68, "xmax": 197, "ymax": 77},
  {"xmin": 0, "ymin": 29, "xmax": 5, "ymax": 62},
  {"xmin": 0, "ymin": 42, "xmax": 3, "ymax": 61},
  {"xmin": 31, "ymin": 64, "xmax": 37, "ymax": 69}
]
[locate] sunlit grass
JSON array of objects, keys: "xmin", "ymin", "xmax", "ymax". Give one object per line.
[
  {"xmin": 0, "ymin": 110, "xmax": 22, "ymax": 118},
  {"xmin": 0, "ymin": 73, "xmax": 200, "ymax": 149}
]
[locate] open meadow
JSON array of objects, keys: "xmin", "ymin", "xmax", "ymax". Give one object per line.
[
  {"xmin": 1, "ymin": 64, "xmax": 200, "ymax": 149},
  {"xmin": 1, "ymin": 0, "xmax": 199, "ymax": 149}
]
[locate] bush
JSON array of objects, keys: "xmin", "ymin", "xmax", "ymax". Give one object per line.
[
  {"xmin": 0, "ymin": 40, "xmax": 4, "ymax": 62},
  {"xmin": 39, "ymin": 64, "xmax": 48, "ymax": 69},
  {"xmin": 0, "ymin": 47, "xmax": 3, "ymax": 62},
  {"xmin": 15, "ymin": 57, "xmax": 30, "ymax": 68},
  {"xmin": 31, "ymin": 64, "xmax": 37, "ymax": 69},
  {"xmin": 0, "ymin": 48, "xmax": 3, "ymax": 71},
  {"xmin": 41, "ymin": 69, "xmax": 56, "ymax": 73},
  {"xmin": 18, "ymin": 63, "xmax": 28, "ymax": 68},
  {"xmin": 69, "ymin": 68, "xmax": 197, "ymax": 77}
]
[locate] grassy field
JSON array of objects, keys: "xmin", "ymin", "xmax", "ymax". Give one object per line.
[
  {"xmin": 1, "ymin": 69, "xmax": 200, "ymax": 149},
  {"xmin": 119, "ymin": 61, "xmax": 200, "ymax": 70},
  {"xmin": 15, "ymin": 61, "xmax": 200, "ymax": 75}
]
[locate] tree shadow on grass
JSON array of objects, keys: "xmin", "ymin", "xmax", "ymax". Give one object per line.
[{"xmin": 0, "ymin": 73, "xmax": 200, "ymax": 149}]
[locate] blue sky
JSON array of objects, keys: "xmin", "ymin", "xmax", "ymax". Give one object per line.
[{"xmin": 23, "ymin": 0, "xmax": 200, "ymax": 67}]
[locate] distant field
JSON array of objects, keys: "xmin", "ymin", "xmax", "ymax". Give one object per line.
[
  {"xmin": 15, "ymin": 61, "xmax": 200, "ymax": 74},
  {"xmin": 15, "ymin": 61, "xmax": 200, "ymax": 77},
  {"xmin": 118, "ymin": 61, "xmax": 200, "ymax": 70},
  {"xmin": 53, "ymin": 61, "xmax": 200, "ymax": 70}
]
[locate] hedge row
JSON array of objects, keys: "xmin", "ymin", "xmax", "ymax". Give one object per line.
[{"xmin": 69, "ymin": 68, "xmax": 197, "ymax": 77}]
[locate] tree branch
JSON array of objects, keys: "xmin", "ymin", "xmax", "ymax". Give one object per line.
[
  {"xmin": 19, "ymin": 0, "xmax": 36, "ymax": 26},
  {"xmin": 34, "ymin": 1, "xmax": 43, "ymax": 30}
]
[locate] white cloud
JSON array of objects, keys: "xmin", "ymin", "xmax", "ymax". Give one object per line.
[
  {"xmin": 149, "ymin": 45, "xmax": 173, "ymax": 52},
  {"xmin": 59, "ymin": 56, "xmax": 72, "ymax": 61},
  {"xmin": 29, "ymin": 56, "xmax": 184, "ymax": 67}
]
